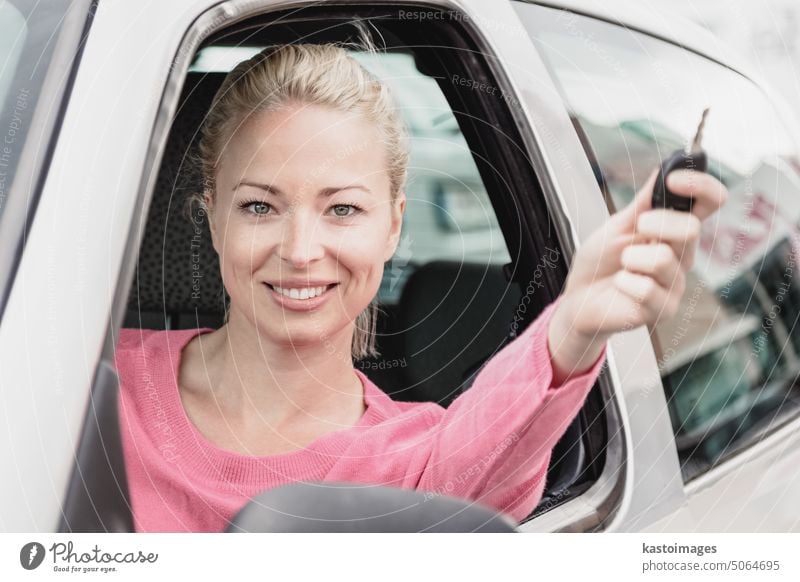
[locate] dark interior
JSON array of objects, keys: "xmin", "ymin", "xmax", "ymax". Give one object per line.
[{"xmin": 120, "ymin": 5, "xmax": 607, "ymax": 522}]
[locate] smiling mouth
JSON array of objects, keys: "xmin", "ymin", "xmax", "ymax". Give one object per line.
[{"xmin": 265, "ymin": 283, "xmax": 338, "ymax": 300}]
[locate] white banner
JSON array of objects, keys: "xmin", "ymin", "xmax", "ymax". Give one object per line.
[{"xmin": 2, "ymin": 533, "xmax": 798, "ymax": 581}]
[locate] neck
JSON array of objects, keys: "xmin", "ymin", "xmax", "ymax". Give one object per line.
[{"xmin": 188, "ymin": 307, "xmax": 364, "ymax": 425}]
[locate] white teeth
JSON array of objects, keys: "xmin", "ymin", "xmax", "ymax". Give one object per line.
[{"xmin": 272, "ymin": 285, "xmax": 330, "ymax": 300}]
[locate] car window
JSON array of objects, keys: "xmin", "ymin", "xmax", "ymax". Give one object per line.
[
  {"xmin": 0, "ymin": 3, "xmax": 26, "ymax": 115},
  {"xmin": 122, "ymin": 22, "xmax": 590, "ymax": 523},
  {"xmin": 351, "ymin": 51, "xmax": 511, "ymax": 303},
  {"xmin": 135, "ymin": 44, "xmax": 518, "ymax": 405},
  {"xmin": 516, "ymin": 2, "xmax": 800, "ymax": 480}
]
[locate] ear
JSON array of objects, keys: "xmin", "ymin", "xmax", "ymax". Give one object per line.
[{"xmin": 383, "ymin": 193, "xmax": 406, "ymax": 263}]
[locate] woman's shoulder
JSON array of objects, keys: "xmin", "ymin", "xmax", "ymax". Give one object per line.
[
  {"xmin": 113, "ymin": 327, "xmax": 211, "ymax": 373},
  {"xmin": 116, "ymin": 327, "xmax": 176, "ymax": 355},
  {"xmin": 115, "ymin": 327, "xmax": 162, "ymax": 350},
  {"xmin": 116, "ymin": 326, "xmax": 208, "ymax": 349}
]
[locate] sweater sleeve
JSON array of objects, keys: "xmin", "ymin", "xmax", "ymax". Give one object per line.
[{"xmin": 416, "ymin": 294, "xmax": 608, "ymax": 523}]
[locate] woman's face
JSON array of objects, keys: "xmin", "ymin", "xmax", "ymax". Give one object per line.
[{"xmin": 205, "ymin": 102, "xmax": 405, "ymax": 353}]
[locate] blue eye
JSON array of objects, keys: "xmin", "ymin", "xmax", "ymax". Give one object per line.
[
  {"xmin": 331, "ymin": 204, "xmax": 363, "ymax": 218},
  {"xmin": 239, "ymin": 200, "xmax": 272, "ymax": 215}
]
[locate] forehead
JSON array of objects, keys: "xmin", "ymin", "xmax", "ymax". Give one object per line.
[{"xmin": 223, "ymin": 103, "xmax": 386, "ymax": 179}]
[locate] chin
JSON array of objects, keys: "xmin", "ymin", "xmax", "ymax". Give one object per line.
[{"xmin": 259, "ymin": 317, "xmax": 342, "ymax": 348}]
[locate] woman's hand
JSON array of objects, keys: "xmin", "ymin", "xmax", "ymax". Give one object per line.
[{"xmin": 547, "ymin": 168, "xmax": 728, "ymax": 385}]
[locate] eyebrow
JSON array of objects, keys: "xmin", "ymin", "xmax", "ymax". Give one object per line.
[{"xmin": 234, "ymin": 181, "xmax": 372, "ymax": 197}]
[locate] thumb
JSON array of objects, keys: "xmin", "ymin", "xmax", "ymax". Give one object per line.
[{"xmin": 613, "ymin": 168, "xmax": 658, "ymax": 233}]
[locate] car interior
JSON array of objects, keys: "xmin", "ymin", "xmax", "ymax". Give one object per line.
[{"xmin": 61, "ymin": 5, "xmax": 610, "ymax": 532}]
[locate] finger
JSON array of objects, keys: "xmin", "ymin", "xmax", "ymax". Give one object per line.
[
  {"xmin": 631, "ymin": 236, "xmax": 696, "ymax": 273},
  {"xmin": 595, "ymin": 231, "xmax": 649, "ymax": 262},
  {"xmin": 621, "ymin": 243, "xmax": 682, "ymax": 289},
  {"xmin": 636, "ymin": 209, "xmax": 700, "ymax": 271},
  {"xmin": 637, "ymin": 209, "xmax": 701, "ymax": 242},
  {"xmin": 611, "ymin": 169, "xmax": 659, "ymax": 233},
  {"xmin": 677, "ymin": 241, "xmax": 696, "ymax": 272},
  {"xmin": 571, "ymin": 230, "xmax": 653, "ymax": 286},
  {"xmin": 613, "ymin": 269, "xmax": 676, "ymax": 321},
  {"xmin": 665, "ymin": 169, "xmax": 729, "ymax": 221}
]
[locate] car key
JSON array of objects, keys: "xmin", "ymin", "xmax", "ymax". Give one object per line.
[{"xmin": 651, "ymin": 107, "xmax": 709, "ymax": 213}]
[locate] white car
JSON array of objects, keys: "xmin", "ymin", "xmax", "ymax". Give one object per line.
[{"xmin": 2, "ymin": 0, "xmax": 800, "ymax": 532}]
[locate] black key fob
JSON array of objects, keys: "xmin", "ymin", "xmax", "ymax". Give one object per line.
[{"xmin": 651, "ymin": 148, "xmax": 707, "ymax": 213}]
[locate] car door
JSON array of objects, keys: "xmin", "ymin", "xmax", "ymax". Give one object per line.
[
  {"xmin": 476, "ymin": 0, "xmax": 691, "ymax": 533},
  {"xmin": 0, "ymin": 0, "xmax": 99, "ymax": 532},
  {"xmin": 1, "ymin": 0, "xmax": 682, "ymax": 533},
  {"xmin": 514, "ymin": 1, "xmax": 800, "ymax": 532}
]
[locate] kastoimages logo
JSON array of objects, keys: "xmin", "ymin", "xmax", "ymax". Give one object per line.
[{"xmin": 20, "ymin": 542, "xmax": 46, "ymax": 570}]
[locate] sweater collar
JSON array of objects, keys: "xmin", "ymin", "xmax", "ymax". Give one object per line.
[{"xmin": 156, "ymin": 326, "xmax": 397, "ymax": 487}]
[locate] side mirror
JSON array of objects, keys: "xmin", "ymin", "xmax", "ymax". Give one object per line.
[{"xmin": 226, "ymin": 482, "xmax": 518, "ymax": 533}]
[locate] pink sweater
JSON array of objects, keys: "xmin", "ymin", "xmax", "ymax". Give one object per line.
[{"xmin": 114, "ymin": 296, "xmax": 607, "ymax": 532}]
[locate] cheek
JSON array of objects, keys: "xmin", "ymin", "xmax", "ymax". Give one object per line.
[
  {"xmin": 332, "ymin": 225, "xmax": 390, "ymax": 276},
  {"xmin": 223, "ymin": 226, "xmax": 274, "ymax": 266},
  {"xmin": 215, "ymin": 226, "xmax": 276, "ymax": 294}
]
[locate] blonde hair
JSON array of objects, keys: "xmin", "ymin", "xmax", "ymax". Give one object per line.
[{"xmin": 191, "ymin": 41, "xmax": 408, "ymax": 360}]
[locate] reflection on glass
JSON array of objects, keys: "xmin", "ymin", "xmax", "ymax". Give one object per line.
[
  {"xmin": 518, "ymin": 4, "xmax": 800, "ymax": 480},
  {"xmin": 0, "ymin": 0, "xmax": 76, "ymax": 227}
]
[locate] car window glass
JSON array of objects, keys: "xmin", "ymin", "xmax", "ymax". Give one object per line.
[
  {"xmin": 0, "ymin": 1, "xmax": 29, "ymax": 221},
  {"xmin": 0, "ymin": 3, "xmax": 26, "ymax": 110},
  {"xmin": 516, "ymin": 2, "xmax": 800, "ymax": 480},
  {"xmin": 0, "ymin": 0, "xmax": 81, "ymax": 221}
]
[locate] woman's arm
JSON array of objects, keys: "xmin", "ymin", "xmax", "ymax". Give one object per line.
[
  {"xmin": 416, "ymin": 168, "xmax": 728, "ymax": 522},
  {"xmin": 548, "ymin": 293, "xmax": 610, "ymax": 386},
  {"xmin": 416, "ymin": 293, "xmax": 608, "ymax": 522}
]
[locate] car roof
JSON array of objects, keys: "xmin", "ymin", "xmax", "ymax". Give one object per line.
[{"xmin": 530, "ymin": 0, "xmax": 753, "ymax": 78}]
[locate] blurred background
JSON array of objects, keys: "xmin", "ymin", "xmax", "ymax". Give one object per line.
[{"xmin": 673, "ymin": 0, "xmax": 800, "ymax": 135}]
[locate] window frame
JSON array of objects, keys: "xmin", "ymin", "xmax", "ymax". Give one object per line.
[
  {"xmin": 97, "ymin": 0, "xmax": 628, "ymax": 532},
  {"xmin": 517, "ymin": 0, "xmax": 800, "ymax": 495}
]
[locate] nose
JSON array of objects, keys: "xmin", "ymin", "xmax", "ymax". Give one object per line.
[{"xmin": 278, "ymin": 206, "xmax": 326, "ymax": 268}]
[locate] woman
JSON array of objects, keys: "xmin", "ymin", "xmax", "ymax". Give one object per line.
[{"xmin": 114, "ymin": 43, "xmax": 727, "ymax": 532}]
